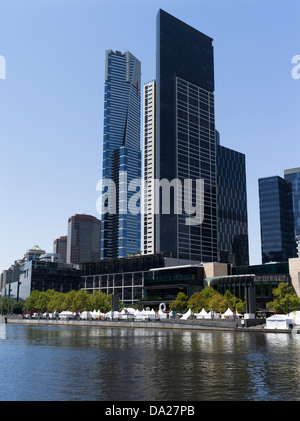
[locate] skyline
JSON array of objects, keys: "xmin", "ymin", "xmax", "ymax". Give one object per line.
[{"xmin": 0, "ymin": 0, "xmax": 299, "ymax": 272}]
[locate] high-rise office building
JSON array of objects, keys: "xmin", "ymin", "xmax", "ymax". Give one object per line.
[
  {"xmin": 284, "ymin": 168, "xmax": 300, "ymax": 238},
  {"xmin": 101, "ymin": 50, "xmax": 141, "ymax": 259},
  {"xmin": 155, "ymin": 9, "xmax": 217, "ymax": 262},
  {"xmin": 259, "ymin": 176, "xmax": 295, "ymax": 263},
  {"xmin": 216, "ymin": 137, "xmax": 249, "ymax": 266},
  {"xmin": 143, "ymin": 80, "xmax": 157, "ymax": 255},
  {"xmin": 259, "ymin": 167, "xmax": 299, "ymax": 264},
  {"xmin": 66, "ymin": 214, "xmax": 101, "ymax": 264},
  {"xmin": 53, "ymin": 235, "xmax": 67, "ymax": 263}
]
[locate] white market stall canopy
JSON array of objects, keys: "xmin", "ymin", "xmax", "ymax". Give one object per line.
[
  {"xmin": 266, "ymin": 314, "xmax": 294, "ymax": 330},
  {"xmin": 196, "ymin": 308, "xmax": 208, "ymax": 319},
  {"xmin": 288, "ymin": 311, "xmax": 300, "ymax": 325},
  {"xmin": 180, "ymin": 309, "xmax": 192, "ymax": 320},
  {"xmin": 221, "ymin": 308, "xmax": 234, "ymax": 319}
]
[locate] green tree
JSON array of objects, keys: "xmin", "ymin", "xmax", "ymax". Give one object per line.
[
  {"xmin": 0, "ymin": 296, "xmax": 15, "ymax": 314},
  {"xmin": 48, "ymin": 291, "xmax": 65, "ymax": 312},
  {"xmin": 169, "ymin": 292, "xmax": 188, "ymax": 313},
  {"xmin": 223, "ymin": 290, "xmax": 245, "ymax": 313},
  {"xmin": 208, "ymin": 291, "xmax": 227, "ymax": 314},
  {"xmin": 267, "ymin": 283, "xmax": 300, "ymax": 314},
  {"xmin": 11, "ymin": 301, "xmax": 25, "ymax": 314},
  {"xmin": 25, "ymin": 290, "xmax": 42, "ymax": 313},
  {"xmin": 188, "ymin": 286, "xmax": 220, "ymax": 313},
  {"xmin": 37, "ymin": 291, "xmax": 51, "ymax": 313},
  {"xmin": 187, "ymin": 291, "xmax": 207, "ymax": 313},
  {"xmin": 62, "ymin": 290, "xmax": 78, "ymax": 311},
  {"xmin": 71, "ymin": 290, "xmax": 92, "ymax": 312},
  {"xmin": 90, "ymin": 291, "xmax": 112, "ymax": 313}
]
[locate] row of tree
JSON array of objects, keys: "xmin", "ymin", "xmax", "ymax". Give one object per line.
[
  {"xmin": 169, "ymin": 287, "xmax": 245, "ymax": 314},
  {"xmin": 169, "ymin": 283, "xmax": 300, "ymax": 315},
  {"xmin": 24, "ymin": 289, "xmax": 117, "ymax": 314}
]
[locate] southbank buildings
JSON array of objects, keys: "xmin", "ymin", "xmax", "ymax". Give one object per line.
[
  {"xmin": 82, "ymin": 9, "xmax": 252, "ymax": 306},
  {"xmin": 4, "ymin": 11, "xmax": 300, "ymax": 311}
]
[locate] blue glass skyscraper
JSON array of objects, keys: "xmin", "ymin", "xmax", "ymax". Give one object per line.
[
  {"xmin": 101, "ymin": 50, "xmax": 141, "ymax": 259},
  {"xmin": 259, "ymin": 175, "xmax": 295, "ymax": 263}
]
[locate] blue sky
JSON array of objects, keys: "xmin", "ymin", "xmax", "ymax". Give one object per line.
[{"xmin": 0, "ymin": 0, "xmax": 299, "ymax": 272}]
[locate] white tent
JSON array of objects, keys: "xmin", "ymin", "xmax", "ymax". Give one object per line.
[
  {"xmin": 266, "ymin": 314, "xmax": 294, "ymax": 330},
  {"xmin": 205, "ymin": 310, "xmax": 220, "ymax": 319},
  {"xmin": 120, "ymin": 310, "xmax": 135, "ymax": 320},
  {"xmin": 59, "ymin": 311, "xmax": 75, "ymax": 320},
  {"xmin": 288, "ymin": 311, "xmax": 300, "ymax": 325},
  {"xmin": 180, "ymin": 308, "xmax": 192, "ymax": 320},
  {"xmin": 80, "ymin": 311, "xmax": 93, "ymax": 320},
  {"xmin": 221, "ymin": 308, "xmax": 234, "ymax": 319},
  {"xmin": 123, "ymin": 307, "xmax": 138, "ymax": 315},
  {"xmin": 91, "ymin": 309, "xmax": 105, "ymax": 319},
  {"xmin": 105, "ymin": 311, "xmax": 121, "ymax": 320},
  {"xmin": 135, "ymin": 309, "xmax": 156, "ymax": 321},
  {"xmin": 196, "ymin": 308, "xmax": 208, "ymax": 319}
]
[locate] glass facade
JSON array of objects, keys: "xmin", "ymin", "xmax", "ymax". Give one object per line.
[
  {"xmin": 284, "ymin": 168, "xmax": 300, "ymax": 238},
  {"xmin": 217, "ymin": 143, "xmax": 249, "ymax": 266},
  {"xmin": 2, "ymin": 260, "xmax": 83, "ymax": 302},
  {"xmin": 82, "ymin": 253, "xmax": 167, "ymax": 304},
  {"xmin": 81, "ymin": 253, "xmax": 205, "ymax": 305},
  {"xmin": 101, "ymin": 50, "xmax": 141, "ymax": 259},
  {"xmin": 156, "ymin": 9, "xmax": 217, "ymax": 262},
  {"xmin": 259, "ymin": 176, "xmax": 295, "ymax": 263},
  {"xmin": 210, "ymin": 273, "xmax": 290, "ymax": 311}
]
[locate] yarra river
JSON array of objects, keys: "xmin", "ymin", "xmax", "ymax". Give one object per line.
[{"xmin": 0, "ymin": 323, "xmax": 300, "ymax": 401}]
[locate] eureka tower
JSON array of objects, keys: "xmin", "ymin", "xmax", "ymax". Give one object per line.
[{"xmin": 101, "ymin": 50, "xmax": 141, "ymax": 259}]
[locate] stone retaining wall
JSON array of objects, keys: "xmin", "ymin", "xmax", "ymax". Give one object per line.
[{"xmin": 7, "ymin": 316, "xmax": 265, "ymax": 331}]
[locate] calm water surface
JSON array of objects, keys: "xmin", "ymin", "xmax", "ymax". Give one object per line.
[{"xmin": 0, "ymin": 323, "xmax": 300, "ymax": 401}]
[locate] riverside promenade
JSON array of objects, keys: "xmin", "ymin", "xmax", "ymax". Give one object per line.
[{"xmin": 6, "ymin": 315, "xmax": 299, "ymax": 334}]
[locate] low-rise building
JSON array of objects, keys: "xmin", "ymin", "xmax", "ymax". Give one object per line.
[{"xmin": 1, "ymin": 246, "xmax": 82, "ymax": 302}]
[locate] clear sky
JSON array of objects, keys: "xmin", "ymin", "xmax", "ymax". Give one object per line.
[{"xmin": 0, "ymin": 0, "xmax": 299, "ymax": 273}]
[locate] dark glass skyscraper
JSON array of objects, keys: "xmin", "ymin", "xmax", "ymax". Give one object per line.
[
  {"xmin": 101, "ymin": 50, "xmax": 141, "ymax": 259},
  {"xmin": 284, "ymin": 168, "xmax": 300, "ymax": 239},
  {"xmin": 217, "ymin": 138, "xmax": 249, "ymax": 266},
  {"xmin": 155, "ymin": 9, "xmax": 217, "ymax": 262},
  {"xmin": 259, "ymin": 176, "xmax": 295, "ymax": 263}
]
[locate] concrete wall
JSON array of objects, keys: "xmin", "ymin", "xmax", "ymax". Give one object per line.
[
  {"xmin": 7, "ymin": 316, "xmax": 265, "ymax": 330},
  {"xmin": 203, "ymin": 262, "xmax": 228, "ymax": 280},
  {"xmin": 289, "ymin": 257, "xmax": 300, "ymax": 296}
]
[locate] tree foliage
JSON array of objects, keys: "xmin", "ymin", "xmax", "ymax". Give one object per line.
[
  {"xmin": 169, "ymin": 292, "xmax": 189, "ymax": 313},
  {"xmin": 24, "ymin": 289, "xmax": 117, "ymax": 314},
  {"xmin": 0, "ymin": 296, "xmax": 25, "ymax": 314},
  {"xmin": 170, "ymin": 286, "xmax": 245, "ymax": 314},
  {"xmin": 267, "ymin": 283, "xmax": 300, "ymax": 314}
]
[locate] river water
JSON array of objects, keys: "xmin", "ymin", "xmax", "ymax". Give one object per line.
[{"xmin": 0, "ymin": 323, "xmax": 300, "ymax": 401}]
